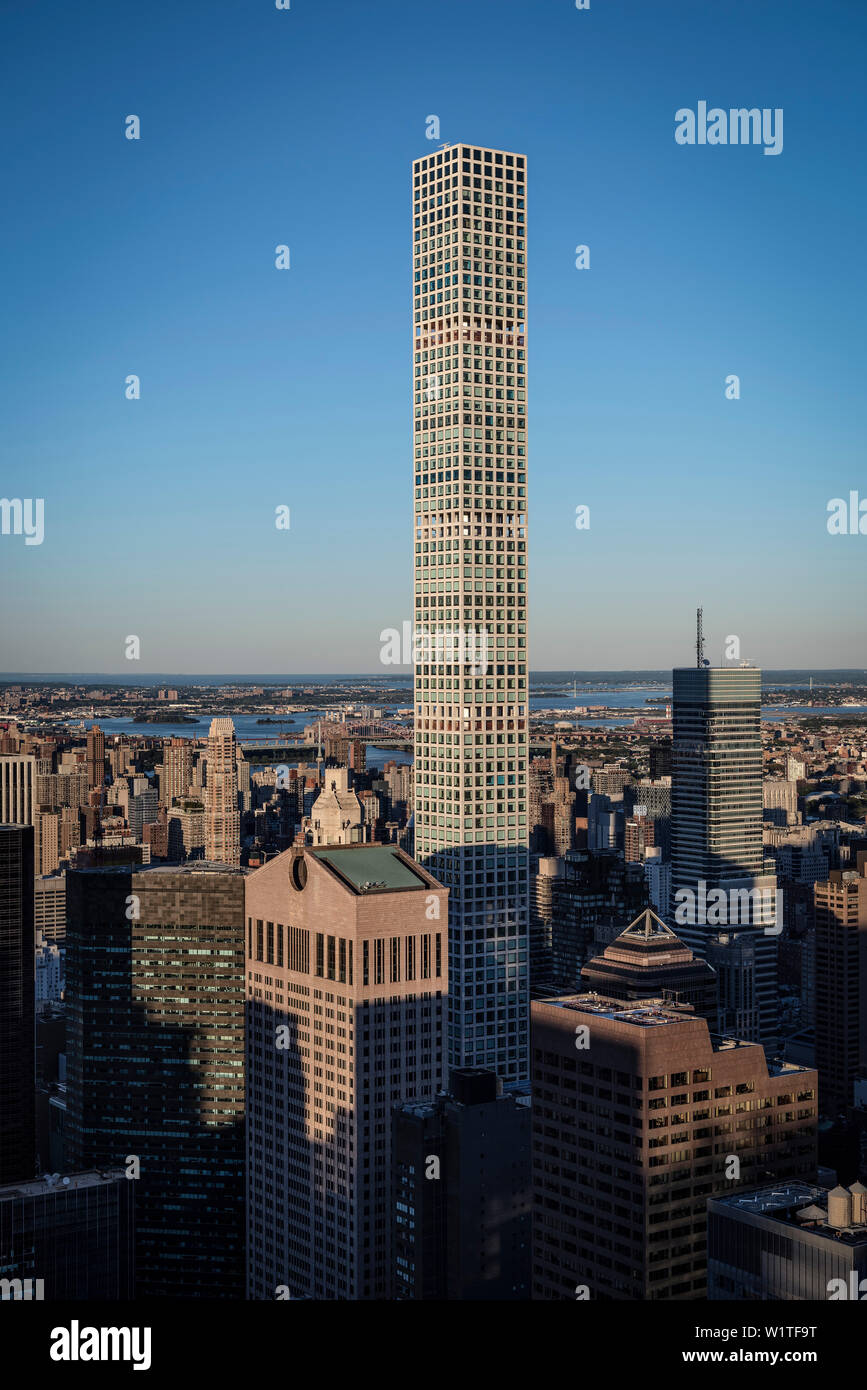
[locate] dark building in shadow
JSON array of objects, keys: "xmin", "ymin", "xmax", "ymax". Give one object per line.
[
  {"xmin": 65, "ymin": 863, "xmax": 246, "ymax": 1298},
  {"xmin": 0, "ymin": 824, "xmax": 35, "ymax": 1185},
  {"xmin": 392, "ymin": 1067, "xmax": 531, "ymax": 1300},
  {"xmin": 0, "ymin": 1169, "xmax": 134, "ymax": 1300}
]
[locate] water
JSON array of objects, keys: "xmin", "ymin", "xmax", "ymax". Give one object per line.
[
  {"xmin": 530, "ymin": 686, "xmax": 669, "ymax": 712},
  {"xmin": 75, "ymin": 692, "xmax": 867, "ymax": 745},
  {"xmin": 764, "ymin": 705, "xmax": 867, "ymax": 720},
  {"xmin": 79, "ymin": 711, "xmax": 336, "ymax": 741}
]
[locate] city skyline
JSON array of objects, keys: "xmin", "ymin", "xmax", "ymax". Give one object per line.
[
  {"xmin": 1, "ymin": 0, "xmax": 865, "ymax": 1334},
  {"xmin": 1, "ymin": 0, "xmax": 865, "ymax": 672}
]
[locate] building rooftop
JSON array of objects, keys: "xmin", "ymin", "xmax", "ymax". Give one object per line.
[
  {"xmin": 541, "ymin": 994, "xmax": 695, "ymax": 1027},
  {"xmin": 312, "ymin": 845, "xmax": 431, "ymax": 894},
  {"xmin": 0, "ymin": 1169, "xmax": 126, "ymax": 1201},
  {"xmin": 711, "ymin": 1182, "xmax": 867, "ymax": 1247},
  {"xmin": 71, "ymin": 861, "xmax": 248, "ymax": 877}
]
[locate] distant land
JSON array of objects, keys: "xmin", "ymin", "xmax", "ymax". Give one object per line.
[{"xmin": 0, "ymin": 670, "xmax": 865, "ymax": 687}]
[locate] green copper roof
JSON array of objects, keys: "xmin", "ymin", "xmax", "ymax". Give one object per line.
[{"xmin": 312, "ymin": 846, "xmax": 427, "ymax": 893}]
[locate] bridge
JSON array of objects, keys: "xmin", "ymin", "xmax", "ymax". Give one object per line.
[{"xmin": 240, "ymin": 742, "xmax": 320, "ymax": 765}]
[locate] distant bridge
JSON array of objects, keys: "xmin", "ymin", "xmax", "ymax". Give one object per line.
[
  {"xmin": 318, "ymin": 719, "xmax": 410, "ymax": 740},
  {"xmin": 241, "ymin": 742, "xmax": 320, "ymax": 765}
]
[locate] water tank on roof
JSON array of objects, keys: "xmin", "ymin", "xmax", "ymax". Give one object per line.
[
  {"xmin": 828, "ymin": 1185, "xmax": 852, "ymax": 1229},
  {"xmin": 849, "ymin": 1181, "xmax": 867, "ymax": 1224}
]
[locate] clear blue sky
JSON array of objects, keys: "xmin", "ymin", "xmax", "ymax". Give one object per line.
[{"xmin": 1, "ymin": 0, "xmax": 864, "ymax": 673}]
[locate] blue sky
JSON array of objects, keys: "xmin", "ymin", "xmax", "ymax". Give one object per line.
[{"xmin": 0, "ymin": 0, "xmax": 864, "ymax": 673}]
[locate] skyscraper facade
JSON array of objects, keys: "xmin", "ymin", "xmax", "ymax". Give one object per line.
[
  {"xmin": 0, "ymin": 755, "xmax": 48, "ymax": 826},
  {"xmin": 531, "ymin": 994, "xmax": 817, "ymax": 1300},
  {"xmin": 391, "ymin": 1068, "xmax": 531, "ymax": 1301},
  {"xmin": 161, "ymin": 737, "xmax": 193, "ymax": 807},
  {"xmin": 412, "ymin": 142, "xmax": 529, "ymax": 1082},
  {"xmin": 814, "ymin": 863, "xmax": 867, "ymax": 1117},
  {"xmin": 205, "ymin": 718, "xmax": 240, "ymax": 867},
  {"xmin": 0, "ymin": 825, "xmax": 35, "ymax": 1186},
  {"xmin": 0, "ymin": 1169, "xmax": 135, "ymax": 1300},
  {"xmin": 670, "ymin": 665, "xmax": 778, "ymax": 1043},
  {"xmin": 66, "ymin": 864, "xmax": 247, "ymax": 1297},
  {"xmin": 86, "ymin": 724, "xmax": 105, "ymax": 791},
  {"xmin": 245, "ymin": 844, "xmax": 447, "ymax": 1300}
]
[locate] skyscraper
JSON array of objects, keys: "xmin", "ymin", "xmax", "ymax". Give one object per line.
[
  {"xmin": 670, "ymin": 663, "xmax": 779, "ymax": 1043},
  {"xmin": 531, "ymin": 993, "xmax": 817, "ymax": 1300},
  {"xmin": 205, "ymin": 718, "xmax": 240, "ymax": 867},
  {"xmin": 0, "ymin": 825, "xmax": 35, "ymax": 1185},
  {"xmin": 412, "ymin": 142, "xmax": 529, "ymax": 1082},
  {"xmin": 86, "ymin": 724, "xmax": 105, "ymax": 791},
  {"xmin": 579, "ymin": 906, "xmax": 719, "ymax": 1026},
  {"xmin": 391, "ymin": 1068, "xmax": 531, "ymax": 1301},
  {"xmin": 161, "ymin": 737, "xmax": 193, "ymax": 806},
  {"xmin": 66, "ymin": 864, "xmax": 247, "ymax": 1297},
  {"xmin": 814, "ymin": 862, "xmax": 867, "ymax": 1117},
  {"xmin": 0, "ymin": 755, "xmax": 48, "ymax": 826},
  {"xmin": 245, "ymin": 843, "xmax": 447, "ymax": 1301},
  {"xmin": 0, "ymin": 1169, "xmax": 135, "ymax": 1300}
]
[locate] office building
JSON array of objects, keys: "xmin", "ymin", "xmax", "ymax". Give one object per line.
[
  {"xmin": 531, "ymin": 993, "xmax": 817, "ymax": 1300},
  {"xmin": 644, "ymin": 846, "xmax": 671, "ymax": 914},
  {"xmin": 650, "ymin": 739, "xmax": 672, "ymax": 780},
  {"xmin": 129, "ymin": 787, "xmax": 158, "ymax": 843},
  {"xmin": 392, "ymin": 1067, "xmax": 531, "ymax": 1300},
  {"xmin": 708, "ymin": 1181, "xmax": 867, "ymax": 1300},
  {"xmin": 161, "ymin": 738, "xmax": 193, "ymax": 806},
  {"xmin": 205, "ymin": 718, "xmax": 241, "ymax": 867},
  {"xmin": 34, "ymin": 807, "xmax": 60, "ymax": 876},
  {"xmin": 412, "ymin": 142, "xmax": 529, "ymax": 1082},
  {"xmin": 66, "ymin": 863, "xmax": 246, "ymax": 1297},
  {"xmin": 168, "ymin": 803, "xmax": 205, "ymax": 860},
  {"xmin": 530, "ymin": 855, "xmax": 561, "ymax": 987},
  {"xmin": 0, "ymin": 755, "xmax": 49, "ymax": 826},
  {"xmin": 85, "ymin": 725, "xmax": 105, "ymax": 791},
  {"xmin": 814, "ymin": 864, "xmax": 867, "ymax": 1116},
  {"xmin": 34, "ymin": 872, "xmax": 66, "ymax": 942},
  {"xmin": 35, "ymin": 933, "xmax": 63, "ymax": 1010},
  {"xmin": 0, "ymin": 824, "xmax": 36, "ymax": 1185},
  {"xmin": 763, "ymin": 778, "xmax": 800, "ymax": 827},
  {"xmin": 671, "ymin": 664, "xmax": 779, "ymax": 1044},
  {"xmin": 580, "ymin": 907, "xmax": 718, "ymax": 1026},
  {"xmin": 307, "ymin": 768, "xmax": 366, "ymax": 845},
  {"xmin": 0, "ymin": 1170, "xmax": 134, "ymax": 1300},
  {"xmin": 551, "ymin": 849, "xmax": 648, "ymax": 989},
  {"xmin": 245, "ymin": 843, "xmax": 447, "ymax": 1300}
]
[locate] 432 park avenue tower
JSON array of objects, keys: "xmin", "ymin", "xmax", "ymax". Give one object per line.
[{"xmin": 412, "ymin": 142, "xmax": 529, "ymax": 1083}]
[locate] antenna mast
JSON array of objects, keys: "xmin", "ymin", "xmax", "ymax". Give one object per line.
[{"xmin": 696, "ymin": 607, "xmax": 704, "ymax": 668}]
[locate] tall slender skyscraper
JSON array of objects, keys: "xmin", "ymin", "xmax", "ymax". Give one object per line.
[
  {"xmin": 86, "ymin": 724, "xmax": 105, "ymax": 791},
  {"xmin": 412, "ymin": 142, "xmax": 529, "ymax": 1082},
  {"xmin": 205, "ymin": 718, "xmax": 240, "ymax": 867},
  {"xmin": 670, "ymin": 662, "xmax": 779, "ymax": 1043}
]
